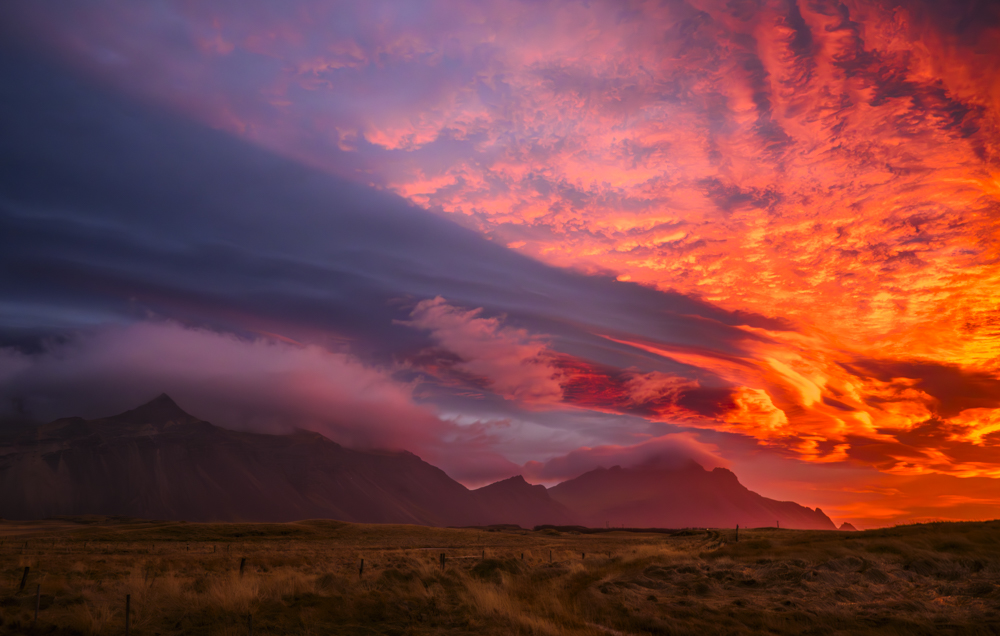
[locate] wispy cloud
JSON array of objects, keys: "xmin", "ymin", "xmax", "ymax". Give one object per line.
[
  {"xmin": 402, "ymin": 297, "xmax": 566, "ymax": 405},
  {"xmin": 2, "ymin": 0, "xmax": 999, "ymax": 523},
  {"xmin": 522, "ymin": 433, "xmax": 728, "ymax": 483},
  {"xmin": 0, "ymin": 320, "xmax": 522, "ymax": 484}
]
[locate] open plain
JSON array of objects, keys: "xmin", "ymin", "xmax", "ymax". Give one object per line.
[{"xmin": 0, "ymin": 518, "xmax": 998, "ymax": 635}]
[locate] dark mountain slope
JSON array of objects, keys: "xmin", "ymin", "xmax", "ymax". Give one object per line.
[
  {"xmin": 548, "ymin": 463, "xmax": 836, "ymax": 530},
  {"xmin": 0, "ymin": 396, "xmax": 840, "ymax": 530},
  {"xmin": 0, "ymin": 394, "xmax": 488, "ymax": 525},
  {"xmin": 471, "ymin": 475, "xmax": 580, "ymax": 528}
]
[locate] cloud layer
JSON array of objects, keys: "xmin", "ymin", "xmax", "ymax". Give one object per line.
[
  {"xmin": 1, "ymin": 0, "xmax": 999, "ymax": 524},
  {"xmin": 0, "ymin": 320, "xmax": 526, "ymax": 484},
  {"xmin": 522, "ymin": 433, "xmax": 728, "ymax": 483}
]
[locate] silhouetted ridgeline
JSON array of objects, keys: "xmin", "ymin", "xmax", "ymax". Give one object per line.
[
  {"xmin": 549, "ymin": 464, "xmax": 836, "ymax": 531},
  {"xmin": 0, "ymin": 395, "xmax": 835, "ymax": 530}
]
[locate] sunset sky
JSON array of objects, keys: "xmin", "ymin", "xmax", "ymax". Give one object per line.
[{"xmin": 2, "ymin": 0, "xmax": 999, "ymax": 528}]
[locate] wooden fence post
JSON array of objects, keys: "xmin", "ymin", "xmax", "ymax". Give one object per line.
[
  {"xmin": 359, "ymin": 558, "xmax": 364, "ymax": 578},
  {"xmin": 549, "ymin": 550, "xmax": 552, "ymax": 563},
  {"xmin": 440, "ymin": 553, "xmax": 446, "ymax": 570},
  {"xmin": 240, "ymin": 558, "xmax": 247, "ymax": 577},
  {"xmin": 19, "ymin": 566, "xmax": 29, "ymax": 593},
  {"xmin": 736, "ymin": 524, "xmax": 739, "ymax": 542}
]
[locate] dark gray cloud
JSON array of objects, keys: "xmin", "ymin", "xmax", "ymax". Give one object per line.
[{"xmin": 0, "ymin": 43, "xmax": 784, "ymax": 397}]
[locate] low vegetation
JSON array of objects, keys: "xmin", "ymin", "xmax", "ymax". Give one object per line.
[{"xmin": 1, "ymin": 517, "xmax": 999, "ymax": 634}]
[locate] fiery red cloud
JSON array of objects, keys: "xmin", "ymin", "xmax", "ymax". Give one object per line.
[{"xmin": 5, "ymin": 0, "xmax": 1000, "ymax": 525}]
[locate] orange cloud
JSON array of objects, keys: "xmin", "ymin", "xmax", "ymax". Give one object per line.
[{"xmin": 14, "ymin": 0, "xmax": 1000, "ymax": 517}]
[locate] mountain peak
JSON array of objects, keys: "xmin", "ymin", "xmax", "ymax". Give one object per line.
[
  {"xmin": 711, "ymin": 466, "xmax": 738, "ymax": 478},
  {"xmin": 549, "ymin": 461, "xmax": 837, "ymax": 530},
  {"xmin": 472, "ymin": 474, "xmax": 578, "ymax": 527},
  {"xmin": 475, "ymin": 474, "xmax": 530, "ymax": 492},
  {"xmin": 151, "ymin": 393, "xmax": 179, "ymax": 407},
  {"xmin": 109, "ymin": 393, "xmax": 196, "ymax": 425}
]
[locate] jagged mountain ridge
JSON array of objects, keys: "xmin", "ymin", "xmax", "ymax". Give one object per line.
[
  {"xmin": 0, "ymin": 394, "xmax": 485, "ymax": 524},
  {"xmin": 471, "ymin": 475, "xmax": 579, "ymax": 528},
  {"xmin": 0, "ymin": 395, "xmax": 837, "ymax": 529}
]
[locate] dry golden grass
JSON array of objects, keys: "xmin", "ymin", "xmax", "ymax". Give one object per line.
[{"xmin": 1, "ymin": 518, "xmax": 999, "ymax": 635}]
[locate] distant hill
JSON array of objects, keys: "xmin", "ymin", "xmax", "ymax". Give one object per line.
[
  {"xmin": 548, "ymin": 463, "xmax": 836, "ymax": 530},
  {"xmin": 0, "ymin": 395, "xmax": 837, "ymax": 530}
]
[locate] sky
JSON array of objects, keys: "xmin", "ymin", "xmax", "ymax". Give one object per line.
[{"xmin": 1, "ymin": 0, "xmax": 999, "ymax": 528}]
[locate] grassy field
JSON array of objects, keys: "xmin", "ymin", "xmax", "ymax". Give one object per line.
[{"xmin": 1, "ymin": 517, "xmax": 999, "ymax": 635}]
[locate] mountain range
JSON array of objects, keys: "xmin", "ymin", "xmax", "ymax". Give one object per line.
[
  {"xmin": 0, "ymin": 395, "xmax": 836, "ymax": 530},
  {"xmin": 549, "ymin": 463, "xmax": 834, "ymax": 530}
]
